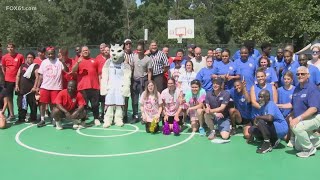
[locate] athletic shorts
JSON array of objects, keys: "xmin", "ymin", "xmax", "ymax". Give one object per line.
[
  {"xmin": 4, "ymin": 81, "xmax": 15, "ymax": 98},
  {"xmin": 39, "ymin": 89, "xmax": 60, "ymax": 104},
  {"xmin": 214, "ymin": 118, "xmax": 231, "ymax": 132},
  {"xmin": 167, "ymin": 116, "xmax": 183, "ymax": 126}
]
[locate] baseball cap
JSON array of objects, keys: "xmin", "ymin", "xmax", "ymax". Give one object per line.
[
  {"xmin": 46, "ymin": 46, "xmax": 55, "ymax": 51},
  {"xmin": 212, "ymin": 77, "xmax": 224, "ymax": 85},
  {"xmin": 215, "ymin": 48, "xmax": 222, "ymax": 52},
  {"xmin": 124, "ymin": 39, "xmax": 132, "ymax": 44}
]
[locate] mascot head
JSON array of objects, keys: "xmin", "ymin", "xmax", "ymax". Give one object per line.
[{"xmin": 110, "ymin": 44, "xmax": 125, "ymax": 64}]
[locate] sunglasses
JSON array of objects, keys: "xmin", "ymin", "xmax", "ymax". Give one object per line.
[
  {"xmin": 312, "ymin": 51, "xmax": 320, "ymax": 55},
  {"xmin": 296, "ymin": 73, "xmax": 308, "ymax": 76}
]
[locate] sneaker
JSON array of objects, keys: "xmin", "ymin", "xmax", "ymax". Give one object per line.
[
  {"xmin": 130, "ymin": 115, "xmax": 139, "ymax": 124},
  {"xmin": 94, "ymin": 119, "xmax": 101, "ymax": 126},
  {"xmin": 272, "ymin": 139, "xmax": 281, "ymax": 149},
  {"xmin": 79, "ymin": 121, "xmax": 86, "ymax": 129},
  {"xmin": 55, "ymin": 121, "xmax": 63, "ymax": 130},
  {"xmin": 37, "ymin": 120, "xmax": 46, "ymax": 128},
  {"xmin": 199, "ymin": 127, "xmax": 205, "ymax": 136},
  {"xmin": 208, "ymin": 130, "xmax": 216, "ymax": 140},
  {"xmin": 73, "ymin": 124, "xmax": 79, "ymax": 129},
  {"xmin": 72, "ymin": 119, "xmax": 80, "ymax": 129},
  {"xmin": 14, "ymin": 119, "xmax": 25, "ymax": 125},
  {"xmin": 230, "ymin": 127, "xmax": 237, "ymax": 136},
  {"xmin": 296, "ymin": 147, "xmax": 316, "ymax": 158},
  {"xmin": 6, "ymin": 116, "xmax": 15, "ymax": 123},
  {"xmin": 256, "ymin": 141, "xmax": 272, "ymax": 154},
  {"xmin": 287, "ymin": 139, "xmax": 295, "ymax": 148}
]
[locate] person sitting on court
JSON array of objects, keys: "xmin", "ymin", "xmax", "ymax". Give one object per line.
[
  {"xmin": 249, "ymin": 90, "xmax": 288, "ymax": 154},
  {"xmin": 204, "ymin": 77, "xmax": 231, "ymax": 141},
  {"xmin": 228, "ymin": 80, "xmax": 252, "ymax": 138},
  {"xmin": 140, "ymin": 80, "xmax": 162, "ymax": 133},
  {"xmin": 52, "ymin": 80, "xmax": 86, "ymax": 130}
]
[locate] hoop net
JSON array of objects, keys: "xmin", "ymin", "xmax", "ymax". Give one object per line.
[{"xmin": 177, "ymin": 34, "xmax": 183, "ymax": 44}]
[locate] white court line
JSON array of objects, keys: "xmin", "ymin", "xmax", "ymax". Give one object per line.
[
  {"xmin": 76, "ymin": 124, "xmax": 139, "ymax": 138},
  {"xmin": 15, "ymin": 125, "xmax": 195, "ymax": 158}
]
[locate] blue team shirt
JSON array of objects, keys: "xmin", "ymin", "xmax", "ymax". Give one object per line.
[
  {"xmin": 196, "ymin": 67, "xmax": 215, "ymax": 92},
  {"xmin": 255, "ymin": 67, "xmax": 278, "ymax": 84},
  {"xmin": 234, "ymin": 58, "xmax": 256, "ymax": 91},
  {"xmin": 256, "ymin": 55, "xmax": 276, "ymax": 69},
  {"xmin": 233, "ymin": 49, "xmax": 260, "ymax": 61},
  {"xmin": 229, "ymin": 88, "xmax": 252, "ymax": 119},
  {"xmin": 307, "ymin": 65, "xmax": 320, "ymax": 86},
  {"xmin": 251, "ymin": 83, "xmax": 275, "ymax": 117},
  {"xmin": 256, "ymin": 101, "xmax": 288, "ymax": 139},
  {"xmin": 213, "ymin": 61, "xmax": 239, "ymax": 90},
  {"xmin": 170, "ymin": 59, "xmax": 187, "ymax": 69},
  {"xmin": 291, "ymin": 81, "xmax": 320, "ymax": 117},
  {"xmin": 275, "ymin": 57, "xmax": 285, "ymax": 80},
  {"xmin": 277, "ymin": 86, "xmax": 295, "ymax": 117},
  {"xmin": 280, "ymin": 61, "xmax": 299, "ymax": 87}
]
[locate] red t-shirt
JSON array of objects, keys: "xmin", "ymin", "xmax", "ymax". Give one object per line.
[
  {"xmin": 75, "ymin": 57, "xmax": 99, "ymax": 90},
  {"xmin": 95, "ymin": 54, "xmax": 108, "ymax": 75},
  {"xmin": 1, "ymin": 53, "xmax": 25, "ymax": 82},
  {"xmin": 55, "ymin": 89, "xmax": 86, "ymax": 111},
  {"xmin": 34, "ymin": 57, "xmax": 43, "ymax": 65},
  {"xmin": 62, "ymin": 58, "xmax": 77, "ymax": 89}
]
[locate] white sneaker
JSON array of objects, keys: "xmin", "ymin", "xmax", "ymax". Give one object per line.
[
  {"xmin": 73, "ymin": 124, "xmax": 79, "ymax": 129},
  {"xmin": 94, "ymin": 119, "xmax": 101, "ymax": 126},
  {"xmin": 103, "ymin": 121, "xmax": 111, "ymax": 128},
  {"xmin": 55, "ymin": 121, "xmax": 63, "ymax": 130},
  {"xmin": 296, "ymin": 147, "xmax": 316, "ymax": 158},
  {"xmin": 72, "ymin": 119, "xmax": 80, "ymax": 129},
  {"xmin": 78, "ymin": 121, "xmax": 86, "ymax": 129},
  {"xmin": 287, "ymin": 140, "xmax": 295, "ymax": 148}
]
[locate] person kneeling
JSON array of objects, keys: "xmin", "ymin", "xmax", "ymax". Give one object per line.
[
  {"xmin": 249, "ymin": 90, "xmax": 288, "ymax": 154},
  {"xmin": 52, "ymin": 80, "xmax": 86, "ymax": 130}
]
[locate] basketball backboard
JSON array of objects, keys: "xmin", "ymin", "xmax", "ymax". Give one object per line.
[{"xmin": 168, "ymin": 19, "xmax": 194, "ymax": 39}]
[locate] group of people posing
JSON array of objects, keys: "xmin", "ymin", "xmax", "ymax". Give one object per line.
[{"xmin": 0, "ymin": 40, "xmax": 320, "ymax": 158}]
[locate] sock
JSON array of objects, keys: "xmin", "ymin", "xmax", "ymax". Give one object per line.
[{"xmin": 40, "ymin": 116, "xmax": 44, "ymax": 121}]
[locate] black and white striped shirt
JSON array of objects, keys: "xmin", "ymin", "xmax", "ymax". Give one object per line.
[{"xmin": 149, "ymin": 50, "xmax": 169, "ymax": 76}]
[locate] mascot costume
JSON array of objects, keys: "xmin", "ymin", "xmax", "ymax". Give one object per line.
[{"xmin": 100, "ymin": 44, "xmax": 132, "ymax": 128}]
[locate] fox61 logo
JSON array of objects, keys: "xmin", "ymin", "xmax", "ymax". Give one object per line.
[{"xmin": 5, "ymin": 6, "xmax": 37, "ymax": 11}]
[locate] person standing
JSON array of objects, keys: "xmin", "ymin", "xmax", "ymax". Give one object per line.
[
  {"xmin": 34, "ymin": 47, "xmax": 46, "ymax": 65},
  {"xmin": 148, "ymin": 40, "xmax": 169, "ymax": 92},
  {"xmin": 71, "ymin": 46, "xmax": 100, "ymax": 126},
  {"xmin": 191, "ymin": 47, "xmax": 206, "ymax": 74},
  {"xmin": 36, "ymin": 47, "xmax": 68, "ymax": 127},
  {"xmin": 289, "ymin": 66, "xmax": 320, "ymax": 158},
  {"xmin": 130, "ymin": 43, "xmax": 152, "ymax": 124},
  {"xmin": 1, "ymin": 42, "xmax": 24, "ymax": 121},
  {"xmin": 14, "ymin": 52, "xmax": 39, "ymax": 124},
  {"xmin": 98, "ymin": 46, "xmax": 110, "ymax": 120}
]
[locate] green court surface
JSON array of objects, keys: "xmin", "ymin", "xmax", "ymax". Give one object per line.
[{"xmin": 0, "ymin": 100, "xmax": 319, "ymax": 180}]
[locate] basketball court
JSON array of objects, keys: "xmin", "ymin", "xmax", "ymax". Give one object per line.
[{"xmin": 1, "ymin": 107, "xmax": 319, "ymax": 180}]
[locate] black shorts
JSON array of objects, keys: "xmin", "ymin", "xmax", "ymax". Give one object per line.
[
  {"xmin": 99, "ymin": 95, "xmax": 105, "ymax": 103},
  {"xmin": 4, "ymin": 81, "xmax": 15, "ymax": 98},
  {"xmin": 167, "ymin": 116, "xmax": 183, "ymax": 126},
  {"xmin": 236, "ymin": 117, "xmax": 252, "ymax": 125}
]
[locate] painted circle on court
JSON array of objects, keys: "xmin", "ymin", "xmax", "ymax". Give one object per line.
[
  {"xmin": 15, "ymin": 125, "xmax": 195, "ymax": 158},
  {"xmin": 76, "ymin": 124, "xmax": 139, "ymax": 138}
]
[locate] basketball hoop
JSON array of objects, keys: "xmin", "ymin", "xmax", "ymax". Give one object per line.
[{"xmin": 177, "ymin": 34, "xmax": 183, "ymax": 44}]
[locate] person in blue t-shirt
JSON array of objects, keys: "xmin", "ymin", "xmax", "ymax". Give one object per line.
[
  {"xmin": 249, "ymin": 89, "xmax": 288, "ymax": 154},
  {"xmin": 195, "ymin": 57, "xmax": 215, "ymax": 92},
  {"xmin": 234, "ymin": 47, "xmax": 257, "ymax": 91},
  {"xmin": 289, "ymin": 66, "xmax": 320, "ymax": 158},
  {"xmin": 233, "ymin": 40, "xmax": 260, "ymax": 61},
  {"xmin": 229, "ymin": 80, "xmax": 252, "ymax": 138},
  {"xmin": 277, "ymin": 71, "xmax": 295, "ymax": 118},
  {"xmin": 170, "ymin": 49, "xmax": 187, "ymax": 69},
  {"xmin": 298, "ymin": 54, "xmax": 320, "ymax": 87},
  {"xmin": 257, "ymin": 56, "xmax": 278, "ymax": 86},
  {"xmin": 256, "ymin": 42, "xmax": 276, "ymax": 68},
  {"xmin": 212, "ymin": 49, "xmax": 240, "ymax": 90},
  {"xmin": 280, "ymin": 50, "xmax": 299, "ymax": 86},
  {"xmin": 275, "ymin": 48, "xmax": 285, "ymax": 80}
]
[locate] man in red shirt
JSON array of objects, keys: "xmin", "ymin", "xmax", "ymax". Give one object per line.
[
  {"xmin": 96, "ymin": 43, "xmax": 107, "ymax": 63},
  {"xmin": 71, "ymin": 46, "xmax": 100, "ymax": 126},
  {"xmin": 1, "ymin": 42, "xmax": 24, "ymax": 120},
  {"xmin": 52, "ymin": 80, "xmax": 86, "ymax": 130},
  {"xmin": 73, "ymin": 46, "xmax": 81, "ymax": 62},
  {"xmin": 34, "ymin": 47, "xmax": 46, "ymax": 65},
  {"xmin": 58, "ymin": 48, "xmax": 76, "ymax": 89}
]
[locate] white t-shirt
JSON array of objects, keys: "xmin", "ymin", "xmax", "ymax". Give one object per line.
[
  {"xmin": 191, "ymin": 57, "xmax": 206, "ymax": 74},
  {"xmin": 178, "ymin": 71, "xmax": 197, "ymax": 94},
  {"xmin": 38, "ymin": 58, "xmax": 64, "ymax": 90}
]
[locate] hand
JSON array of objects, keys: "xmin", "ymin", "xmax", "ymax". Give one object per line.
[
  {"xmin": 289, "ymin": 117, "xmax": 300, "ymax": 128},
  {"xmin": 15, "ymin": 85, "xmax": 19, "ymax": 92},
  {"xmin": 144, "ymin": 50, "xmax": 151, "ymax": 55},
  {"xmin": 71, "ymin": 111, "xmax": 79, "ymax": 119},
  {"xmin": 205, "ymin": 104, "xmax": 210, "ymax": 114},
  {"xmin": 225, "ymin": 73, "xmax": 231, "ymax": 81},
  {"xmin": 77, "ymin": 56, "xmax": 83, "ymax": 63},
  {"xmin": 65, "ymin": 112, "xmax": 72, "ymax": 119},
  {"xmin": 215, "ymin": 113, "xmax": 224, "ymax": 119},
  {"xmin": 31, "ymin": 87, "xmax": 37, "ymax": 92},
  {"xmin": 164, "ymin": 115, "xmax": 168, "ymax": 122},
  {"xmin": 174, "ymin": 114, "xmax": 180, "ymax": 122}
]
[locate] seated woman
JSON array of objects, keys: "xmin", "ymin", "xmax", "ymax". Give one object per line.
[
  {"xmin": 183, "ymin": 80, "xmax": 206, "ymax": 132},
  {"xmin": 140, "ymin": 80, "xmax": 162, "ymax": 133},
  {"xmin": 161, "ymin": 78, "xmax": 184, "ymax": 135},
  {"xmin": 249, "ymin": 90, "xmax": 288, "ymax": 154}
]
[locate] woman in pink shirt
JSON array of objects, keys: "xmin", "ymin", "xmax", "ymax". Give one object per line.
[
  {"xmin": 161, "ymin": 78, "xmax": 184, "ymax": 133},
  {"xmin": 140, "ymin": 80, "xmax": 162, "ymax": 133}
]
